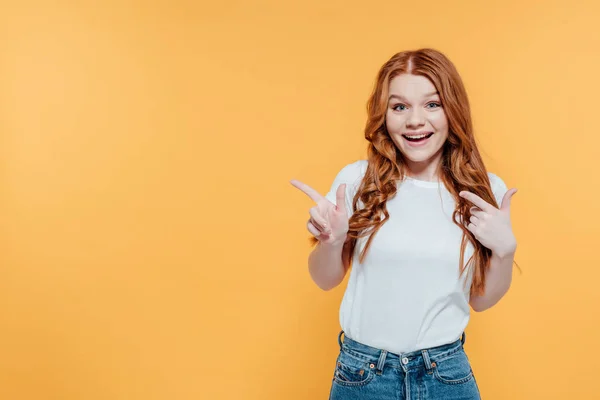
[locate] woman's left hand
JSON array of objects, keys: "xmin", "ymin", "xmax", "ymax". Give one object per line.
[{"xmin": 459, "ymin": 189, "xmax": 518, "ymax": 258}]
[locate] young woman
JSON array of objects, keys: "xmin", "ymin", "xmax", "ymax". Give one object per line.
[{"xmin": 290, "ymin": 48, "xmax": 518, "ymax": 399}]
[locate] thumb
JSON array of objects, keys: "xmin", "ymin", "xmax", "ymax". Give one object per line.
[
  {"xmin": 335, "ymin": 184, "xmax": 347, "ymax": 213},
  {"xmin": 500, "ymin": 188, "xmax": 518, "ymax": 211}
]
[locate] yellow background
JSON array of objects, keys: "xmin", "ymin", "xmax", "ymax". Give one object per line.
[{"xmin": 1, "ymin": 1, "xmax": 598, "ymax": 399}]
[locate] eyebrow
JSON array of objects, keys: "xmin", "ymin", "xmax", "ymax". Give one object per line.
[{"xmin": 388, "ymin": 92, "xmax": 439, "ymax": 101}]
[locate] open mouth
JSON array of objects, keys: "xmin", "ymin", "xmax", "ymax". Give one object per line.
[{"xmin": 402, "ymin": 132, "xmax": 435, "ymax": 143}]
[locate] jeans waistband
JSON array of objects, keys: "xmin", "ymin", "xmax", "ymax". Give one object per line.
[{"xmin": 336, "ymin": 330, "xmax": 467, "ymax": 374}]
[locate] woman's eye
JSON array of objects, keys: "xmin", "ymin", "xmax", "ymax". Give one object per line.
[
  {"xmin": 393, "ymin": 104, "xmax": 407, "ymax": 111},
  {"xmin": 426, "ymin": 102, "xmax": 441, "ymax": 108}
]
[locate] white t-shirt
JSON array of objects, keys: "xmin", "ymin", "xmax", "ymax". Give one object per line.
[{"xmin": 324, "ymin": 159, "xmax": 508, "ymax": 354}]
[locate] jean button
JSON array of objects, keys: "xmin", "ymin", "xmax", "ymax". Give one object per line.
[{"xmin": 402, "ymin": 357, "xmax": 409, "ymax": 365}]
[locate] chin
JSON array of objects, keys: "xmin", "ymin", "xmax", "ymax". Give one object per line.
[
  {"xmin": 393, "ymin": 139, "xmax": 446, "ymax": 164},
  {"xmin": 402, "ymin": 153, "xmax": 438, "ymax": 163}
]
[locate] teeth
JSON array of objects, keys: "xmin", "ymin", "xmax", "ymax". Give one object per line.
[{"xmin": 405, "ymin": 133, "xmax": 430, "ymax": 139}]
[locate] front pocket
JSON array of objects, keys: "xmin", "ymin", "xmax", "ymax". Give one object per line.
[
  {"xmin": 432, "ymin": 351, "xmax": 474, "ymax": 385},
  {"xmin": 332, "ymin": 352, "xmax": 374, "ymax": 387}
]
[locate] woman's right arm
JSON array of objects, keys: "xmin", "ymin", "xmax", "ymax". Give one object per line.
[
  {"xmin": 308, "ymin": 237, "xmax": 350, "ymax": 291},
  {"xmin": 290, "ymin": 178, "xmax": 351, "ymax": 291}
]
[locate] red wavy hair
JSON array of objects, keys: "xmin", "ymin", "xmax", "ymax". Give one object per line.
[{"xmin": 313, "ymin": 48, "xmax": 514, "ymax": 297}]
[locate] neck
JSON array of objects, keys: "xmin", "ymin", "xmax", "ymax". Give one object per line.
[{"xmin": 404, "ymin": 156, "xmax": 443, "ymax": 182}]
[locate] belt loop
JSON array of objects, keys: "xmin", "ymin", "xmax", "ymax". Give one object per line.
[
  {"xmin": 338, "ymin": 330, "xmax": 344, "ymax": 349},
  {"xmin": 421, "ymin": 349, "xmax": 433, "ymax": 370},
  {"xmin": 376, "ymin": 350, "xmax": 388, "ymax": 375},
  {"xmin": 461, "ymin": 332, "xmax": 466, "ymax": 345}
]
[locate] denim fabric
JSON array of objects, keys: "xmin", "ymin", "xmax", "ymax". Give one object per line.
[{"xmin": 329, "ymin": 331, "xmax": 481, "ymax": 400}]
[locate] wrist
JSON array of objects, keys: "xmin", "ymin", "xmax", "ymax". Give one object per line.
[{"xmin": 322, "ymin": 233, "xmax": 348, "ymax": 249}]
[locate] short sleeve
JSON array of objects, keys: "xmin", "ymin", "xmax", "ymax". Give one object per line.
[
  {"xmin": 324, "ymin": 160, "xmax": 367, "ymax": 219},
  {"xmin": 488, "ymin": 172, "xmax": 508, "ymax": 208}
]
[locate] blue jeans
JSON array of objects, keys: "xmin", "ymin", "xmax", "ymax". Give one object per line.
[{"xmin": 329, "ymin": 330, "xmax": 481, "ymax": 400}]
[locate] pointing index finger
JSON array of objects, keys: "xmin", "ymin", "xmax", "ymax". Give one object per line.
[
  {"xmin": 459, "ymin": 191, "xmax": 495, "ymax": 213},
  {"xmin": 290, "ymin": 179, "xmax": 325, "ymax": 203}
]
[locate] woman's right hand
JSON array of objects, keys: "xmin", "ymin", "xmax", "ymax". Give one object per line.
[{"xmin": 290, "ymin": 179, "xmax": 349, "ymax": 245}]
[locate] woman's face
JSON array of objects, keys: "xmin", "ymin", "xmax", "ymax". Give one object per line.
[{"xmin": 385, "ymin": 73, "xmax": 449, "ymax": 171}]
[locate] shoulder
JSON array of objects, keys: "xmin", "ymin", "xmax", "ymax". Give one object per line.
[
  {"xmin": 325, "ymin": 159, "xmax": 368, "ymax": 210},
  {"xmin": 487, "ymin": 172, "xmax": 508, "ymax": 206},
  {"xmin": 333, "ymin": 159, "xmax": 368, "ymax": 183}
]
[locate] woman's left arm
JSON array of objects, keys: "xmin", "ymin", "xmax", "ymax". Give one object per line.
[{"xmin": 459, "ymin": 188, "xmax": 518, "ymax": 312}]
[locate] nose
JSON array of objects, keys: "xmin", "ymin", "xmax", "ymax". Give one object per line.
[{"xmin": 406, "ymin": 108, "xmax": 425, "ymax": 128}]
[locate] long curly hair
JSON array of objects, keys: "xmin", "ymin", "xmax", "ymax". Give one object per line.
[{"xmin": 314, "ymin": 49, "xmax": 512, "ymax": 297}]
